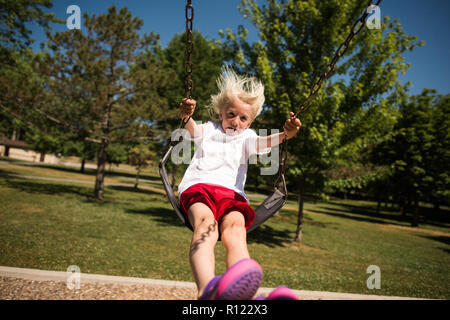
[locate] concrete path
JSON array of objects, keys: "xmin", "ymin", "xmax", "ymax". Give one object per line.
[{"xmin": 0, "ymin": 266, "xmax": 424, "ymax": 300}]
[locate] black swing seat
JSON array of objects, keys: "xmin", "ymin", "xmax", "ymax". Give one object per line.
[{"xmin": 158, "ymin": 134, "xmax": 287, "ymax": 233}]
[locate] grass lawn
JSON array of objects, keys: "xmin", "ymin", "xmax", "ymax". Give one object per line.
[{"xmin": 0, "ymin": 159, "xmax": 449, "ymax": 299}]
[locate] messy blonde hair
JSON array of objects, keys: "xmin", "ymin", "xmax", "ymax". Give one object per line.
[{"xmin": 208, "ymin": 66, "xmax": 265, "ymax": 120}]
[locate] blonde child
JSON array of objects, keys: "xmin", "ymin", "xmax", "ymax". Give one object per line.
[{"xmin": 178, "ymin": 67, "xmax": 301, "ymax": 300}]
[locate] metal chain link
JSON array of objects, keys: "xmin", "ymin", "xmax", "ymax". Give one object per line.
[
  {"xmin": 294, "ymin": 0, "xmax": 382, "ymax": 118},
  {"xmin": 185, "ymin": 0, "xmax": 194, "ymax": 100},
  {"xmin": 180, "ymin": 0, "xmax": 194, "ymax": 127}
]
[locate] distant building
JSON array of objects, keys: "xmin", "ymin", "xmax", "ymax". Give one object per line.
[{"xmin": 0, "ymin": 136, "xmax": 58, "ymax": 164}]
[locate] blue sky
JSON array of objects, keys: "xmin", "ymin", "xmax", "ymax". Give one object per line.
[{"xmin": 29, "ymin": 0, "xmax": 449, "ymax": 95}]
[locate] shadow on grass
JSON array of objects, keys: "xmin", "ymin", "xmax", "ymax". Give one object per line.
[
  {"xmin": 0, "ymin": 174, "xmax": 166, "ymax": 205},
  {"xmin": 303, "ymin": 215, "xmax": 340, "ymax": 229},
  {"xmin": 2, "ymin": 161, "xmax": 97, "ymax": 176},
  {"xmin": 246, "ymin": 212, "xmax": 341, "ymax": 247},
  {"xmin": 127, "ymin": 204, "xmax": 298, "ymax": 248},
  {"xmin": 309, "ymin": 206, "xmax": 396, "ymax": 226},
  {"xmin": 311, "ymin": 202, "xmax": 450, "ymax": 229},
  {"xmin": 106, "ymin": 170, "xmax": 161, "ymax": 184},
  {"xmin": 247, "ymin": 224, "xmax": 293, "ymax": 248},
  {"xmin": 9, "ymin": 162, "xmax": 162, "ymax": 184},
  {"xmin": 1, "ymin": 176, "xmax": 91, "ymax": 197},
  {"xmin": 0, "ymin": 159, "xmax": 161, "ymax": 186},
  {"xmin": 418, "ymin": 234, "xmax": 450, "ymax": 254},
  {"xmin": 125, "ymin": 206, "xmax": 186, "ymax": 230},
  {"xmin": 0, "ymin": 168, "xmax": 13, "ymax": 177},
  {"xmin": 106, "ymin": 185, "xmax": 165, "ymax": 198}
]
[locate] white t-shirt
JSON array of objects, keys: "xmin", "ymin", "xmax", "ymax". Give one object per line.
[{"xmin": 178, "ymin": 121, "xmax": 271, "ymax": 202}]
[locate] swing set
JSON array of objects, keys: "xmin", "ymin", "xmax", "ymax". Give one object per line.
[{"xmin": 159, "ymin": 0, "xmax": 382, "ymax": 233}]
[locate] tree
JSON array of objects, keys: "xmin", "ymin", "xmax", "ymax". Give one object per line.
[
  {"xmin": 129, "ymin": 144, "xmax": 155, "ymax": 188},
  {"xmin": 371, "ymin": 90, "xmax": 449, "ymax": 226},
  {"xmin": 0, "ymin": 0, "xmax": 61, "ymax": 63},
  {"xmin": 0, "ymin": 1, "xmax": 62, "ymax": 151},
  {"xmin": 159, "ymin": 31, "xmax": 225, "ymax": 122},
  {"xmin": 9, "ymin": 6, "xmax": 172, "ymax": 200},
  {"xmin": 428, "ymin": 94, "xmax": 450, "ymax": 212},
  {"xmin": 222, "ymin": 0, "xmax": 423, "ymax": 241},
  {"xmin": 0, "ymin": 49, "xmax": 65, "ymax": 157},
  {"xmin": 107, "ymin": 143, "xmax": 128, "ymax": 171},
  {"xmin": 61, "ymin": 139, "xmax": 98, "ymax": 173}
]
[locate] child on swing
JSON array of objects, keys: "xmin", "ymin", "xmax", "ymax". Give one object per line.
[{"xmin": 178, "ymin": 67, "xmax": 301, "ymax": 300}]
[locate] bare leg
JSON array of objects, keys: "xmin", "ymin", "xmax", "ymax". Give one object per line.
[
  {"xmin": 187, "ymin": 202, "xmax": 219, "ymax": 298},
  {"xmin": 219, "ymin": 211, "xmax": 250, "ymax": 269}
]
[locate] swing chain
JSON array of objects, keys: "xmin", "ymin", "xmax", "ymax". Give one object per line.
[
  {"xmin": 295, "ymin": 0, "xmax": 382, "ymax": 117},
  {"xmin": 185, "ymin": 0, "xmax": 194, "ymax": 100},
  {"xmin": 278, "ymin": 138, "xmax": 288, "ymax": 178},
  {"xmin": 281, "ymin": 0, "xmax": 381, "ymax": 183}
]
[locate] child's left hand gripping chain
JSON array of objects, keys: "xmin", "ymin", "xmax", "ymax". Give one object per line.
[
  {"xmin": 180, "ymin": 98, "xmax": 196, "ymax": 121},
  {"xmin": 283, "ymin": 112, "xmax": 302, "ymax": 140}
]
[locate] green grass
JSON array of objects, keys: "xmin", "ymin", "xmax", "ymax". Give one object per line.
[{"xmin": 0, "ymin": 160, "xmax": 449, "ymax": 299}]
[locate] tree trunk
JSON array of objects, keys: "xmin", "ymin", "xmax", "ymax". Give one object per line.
[
  {"xmin": 80, "ymin": 158, "xmax": 85, "ymax": 173},
  {"xmin": 39, "ymin": 152, "xmax": 45, "ymax": 162},
  {"xmin": 94, "ymin": 94, "xmax": 113, "ymax": 200},
  {"xmin": 401, "ymin": 198, "xmax": 407, "ymax": 218},
  {"xmin": 294, "ymin": 182, "xmax": 305, "ymax": 242},
  {"xmin": 433, "ymin": 202, "xmax": 440, "ymax": 214},
  {"xmin": 134, "ymin": 167, "xmax": 140, "ymax": 188},
  {"xmin": 411, "ymin": 199, "xmax": 419, "ymax": 227},
  {"xmin": 94, "ymin": 138, "xmax": 108, "ymax": 200}
]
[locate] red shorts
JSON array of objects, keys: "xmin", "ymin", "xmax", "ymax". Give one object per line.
[{"xmin": 180, "ymin": 183, "xmax": 255, "ymax": 230}]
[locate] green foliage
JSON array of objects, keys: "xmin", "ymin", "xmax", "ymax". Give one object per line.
[
  {"xmin": 1, "ymin": 0, "xmax": 445, "ymax": 213},
  {"xmin": 6, "ymin": 5, "xmax": 172, "ymax": 199},
  {"xmin": 0, "ymin": 0, "xmax": 62, "ymax": 63},
  {"xmin": 154, "ymin": 31, "xmax": 226, "ymax": 188},
  {"xmin": 221, "ymin": 0, "xmax": 423, "ymax": 200},
  {"xmin": 157, "ymin": 31, "xmax": 225, "ymax": 129},
  {"xmin": 429, "ymin": 95, "xmax": 450, "ymax": 205},
  {"xmin": 370, "ymin": 90, "xmax": 450, "ymax": 210},
  {"xmin": 0, "ymin": 48, "xmax": 68, "ymax": 154},
  {"xmin": 325, "ymin": 165, "xmax": 382, "ymax": 195},
  {"xmin": 107, "ymin": 143, "xmax": 128, "ymax": 166},
  {"xmin": 35, "ymin": 5, "xmax": 170, "ymax": 140},
  {"xmin": 128, "ymin": 143, "xmax": 155, "ymax": 169}
]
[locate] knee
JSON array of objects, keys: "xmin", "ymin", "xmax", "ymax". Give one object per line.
[
  {"xmin": 194, "ymin": 216, "xmax": 217, "ymax": 232},
  {"xmin": 193, "ymin": 217, "xmax": 219, "ymax": 241},
  {"xmin": 220, "ymin": 213, "xmax": 246, "ymax": 245}
]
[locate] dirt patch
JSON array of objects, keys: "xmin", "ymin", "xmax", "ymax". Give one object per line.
[
  {"xmin": 20, "ymin": 206, "xmax": 44, "ymax": 214},
  {"xmin": 378, "ymin": 224, "xmax": 450, "ymax": 238}
]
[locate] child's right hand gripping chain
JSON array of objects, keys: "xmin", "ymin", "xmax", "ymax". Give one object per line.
[
  {"xmin": 180, "ymin": 98, "xmax": 196, "ymax": 120},
  {"xmin": 283, "ymin": 112, "xmax": 302, "ymax": 140}
]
